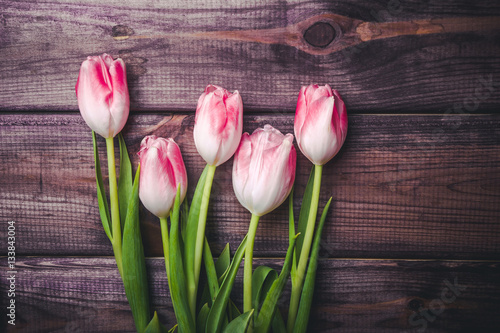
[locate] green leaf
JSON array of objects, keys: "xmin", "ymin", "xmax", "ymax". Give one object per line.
[
  {"xmin": 288, "ymin": 187, "xmax": 296, "ymax": 247},
  {"xmin": 197, "ymin": 303, "xmax": 210, "ymax": 333},
  {"xmin": 227, "ymin": 299, "xmax": 241, "ymax": 322},
  {"xmin": 92, "ymin": 131, "xmax": 112, "ymax": 242},
  {"xmin": 254, "ymin": 234, "xmax": 299, "ymax": 333},
  {"xmin": 215, "ymin": 243, "xmax": 231, "ymax": 278},
  {"xmin": 296, "ymin": 167, "xmax": 315, "ymax": 264},
  {"xmin": 121, "ymin": 165, "xmax": 150, "ymax": 333},
  {"xmin": 293, "ymin": 198, "xmax": 332, "ymax": 333},
  {"xmin": 168, "ymin": 325, "xmax": 178, "ymax": 333},
  {"xmin": 289, "ymin": 188, "xmax": 297, "ymax": 279},
  {"xmin": 251, "ymin": 266, "xmax": 277, "ymax": 313},
  {"xmin": 144, "ymin": 311, "xmax": 169, "ymax": 333},
  {"xmin": 184, "ymin": 165, "xmax": 209, "ymax": 285},
  {"xmin": 118, "ymin": 133, "xmax": 133, "ymax": 234},
  {"xmin": 181, "ymin": 199, "xmax": 189, "ymax": 243},
  {"xmin": 203, "ymin": 237, "xmax": 219, "ymax": 302},
  {"xmin": 206, "ymin": 235, "xmax": 247, "ymax": 333},
  {"xmin": 222, "ymin": 309, "xmax": 254, "ymax": 333},
  {"xmin": 169, "ymin": 186, "xmax": 196, "ymax": 332},
  {"xmin": 271, "ymin": 308, "xmax": 286, "ymax": 333}
]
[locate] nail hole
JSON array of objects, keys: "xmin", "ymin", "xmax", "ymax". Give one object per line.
[{"xmin": 303, "ymin": 22, "xmax": 336, "ymax": 48}]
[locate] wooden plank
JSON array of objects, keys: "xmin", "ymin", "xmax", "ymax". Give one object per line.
[
  {"xmin": 1, "ymin": 0, "xmax": 499, "ymax": 112},
  {"xmin": 1, "ymin": 257, "xmax": 499, "ymax": 332},
  {"xmin": 1, "ymin": 113, "xmax": 499, "ymax": 259}
]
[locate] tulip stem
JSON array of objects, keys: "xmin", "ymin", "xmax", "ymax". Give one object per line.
[
  {"xmin": 106, "ymin": 137, "xmax": 123, "ymax": 278},
  {"xmin": 192, "ymin": 164, "xmax": 217, "ymax": 316},
  {"xmin": 287, "ymin": 164, "xmax": 323, "ymax": 332},
  {"xmin": 160, "ymin": 217, "xmax": 170, "ymax": 281},
  {"xmin": 244, "ymin": 213, "xmax": 260, "ymax": 314}
]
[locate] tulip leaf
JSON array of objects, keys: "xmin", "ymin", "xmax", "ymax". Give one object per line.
[
  {"xmin": 203, "ymin": 237, "xmax": 219, "ymax": 301},
  {"xmin": 197, "ymin": 303, "xmax": 210, "ymax": 333},
  {"xmin": 92, "ymin": 131, "xmax": 112, "ymax": 242},
  {"xmin": 292, "ymin": 198, "xmax": 332, "ymax": 333},
  {"xmin": 252, "ymin": 266, "xmax": 278, "ymax": 313},
  {"xmin": 227, "ymin": 299, "xmax": 241, "ymax": 322},
  {"xmin": 206, "ymin": 235, "xmax": 247, "ymax": 333},
  {"xmin": 121, "ymin": 165, "xmax": 150, "ymax": 333},
  {"xmin": 215, "ymin": 243, "xmax": 231, "ymax": 278},
  {"xmin": 296, "ymin": 166, "xmax": 315, "ymax": 264},
  {"xmin": 181, "ymin": 199, "xmax": 189, "ymax": 243},
  {"xmin": 184, "ymin": 165, "xmax": 209, "ymax": 286},
  {"xmin": 288, "ymin": 188, "xmax": 297, "ymax": 277},
  {"xmin": 144, "ymin": 311, "xmax": 169, "ymax": 333},
  {"xmin": 118, "ymin": 133, "xmax": 133, "ymax": 234},
  {"xmin": 222, "ymin": 309, "xmax": 254, "ymax": 333},
  {"xmin": 254, "ymin": 233, "xmax": 299, "ymax": 333},
  {"xmin": 169, "ymin": 186, "xmax": 196, "ymax": 332},
  {"xmin": 271, "ymin": 308, "xmax": 286, "ymax": 333}
]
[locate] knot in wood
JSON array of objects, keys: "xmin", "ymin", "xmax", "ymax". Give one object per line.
[
  {"xmin": 303, "ymin": 22, "xmax": 336, "ymax": 48},
  {"xmin": 112, "ymin": 25, "xmax": 134, "ymax": 39},
  {"xmin": 408, "ymin": 298, "xmax": 424, "ymax": 311}
]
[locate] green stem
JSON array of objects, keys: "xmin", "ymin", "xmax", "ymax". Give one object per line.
[
  {"xmin": 191, "ymin": 164, "xmax": 217, "ymax": 316},
  {"xmin": 106, "ymin": 137, "xmax": 123, "ymax": 278},
  {"xmin": 244, "ymin": 213, "xmax": 260, "ymax": 313},
  {"xmin": 287, "ymin": 164, "xmax": 323, "ymax": 332},
  {"xmin": 160, "ymin": 217, "xmax": 170, "ymax": 281}
]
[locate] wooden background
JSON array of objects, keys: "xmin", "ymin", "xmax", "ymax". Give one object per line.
[{"xmin": 1, "ymin": 0, "xmax": 499, "ymax": 332}]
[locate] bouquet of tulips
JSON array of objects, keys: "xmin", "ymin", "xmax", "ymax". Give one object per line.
[{"xmin": 76, "ymin": 54, "xmax": 347, "ymax": 333}]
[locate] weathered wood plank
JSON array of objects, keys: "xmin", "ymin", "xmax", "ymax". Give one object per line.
[
  {"xmin": 0, "ymin": 0, "xmax": 499, "ymax": 112},
  {"xmin": 1, "ymin": 257, "xmax": 499, "ymax": 332},
  {"xmin": 1, "ymin": 113, "xmax": 499, "ymax": 259}
]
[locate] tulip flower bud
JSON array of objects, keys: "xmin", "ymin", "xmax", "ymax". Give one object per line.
[
  {"xmin": 232, "ymin": 124, "xmax": 296, "ymax": 216},
  {"xmin": 138, "ymin": 136, "xmax": 188, "ymax": 219},
  {"xmin": 193, "ymin": 84, "xmax": 243, "ymax": 166},
  {"xmin": 294, "ymin": 84, "xmax": 348, "ymax": 165},
  {"xmin": 76, "ymin": 53, "xmax": 130, "ymax": 138}
]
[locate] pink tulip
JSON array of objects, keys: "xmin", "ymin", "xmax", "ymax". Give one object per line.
[
  {"xmin": 138, "ymin": 136, "xmax": 188, "ymax": 218},
  {"xmin": 193, "ymin": 85, "xmax": 243, "ymax": 166},
  {"xmin": 232, "ymin": 125, "xmax": 296, "ymax": 216},
  {"xmin": 294, "ymin": 84, "xmax": 348, "ymax": 165},
  {"xmin": 76, "ymin": 53, "xmax": 130, "ymax": 138}
]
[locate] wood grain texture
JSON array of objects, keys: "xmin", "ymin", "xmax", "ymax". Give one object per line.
[
  {"xmin": 1, "ymin": 257, "xmax": 498, "ymax": 332},
  {"xmin": 1, "ymin": 113, "xmax": 499, "ymax": 259},
  {"xmin": 0, "ymin": 0, "xmax": 499, "ymax": 112}
]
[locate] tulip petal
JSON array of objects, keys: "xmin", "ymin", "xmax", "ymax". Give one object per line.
[
  {"xmin": 193, "ymin": 91, "xmax": 227, "ymax": 165},
  {"xmin": 76, "ymin": 54, "xmax": 129, "ymax": 138},
  {"xmin": 294, "ymin": 86, "xmax": 308, "ymax": 140},
  {"xmin": 332, "ymin": 89, "xmax": 348, "ymax": 144},
  {"xmin": 298, "ymin": 96, "xmax": 337, "ymax": 165},
  {"xmin": 109, "ymin": 59, "xmax": 129, "ymax": 137},
  {"xmin": 232, "ymin": 126, "xmax": 296, "ymax": 216},
  {"xmin": 194, "ymin": 85, "xmax": 243, "ymax": 166},
  {"xmin": 294, "ymin": 84, "xmax": 347, "ymax": 166},
  {"xmin": 138, "ymin": 136, "xmax": 187, "ymax": 218}
]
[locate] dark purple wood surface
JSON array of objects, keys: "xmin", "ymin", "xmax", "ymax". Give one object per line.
[
  {"xmin": 1, "ymin": 257, "xmax": 499, "ymax": 332},
  {"xmin": 0, "ymin": 0, "xmax": 499, "ymax": 331},
  {"xmin": 0, "ymin": 0, "xmax": 500, "ymax": 112}
]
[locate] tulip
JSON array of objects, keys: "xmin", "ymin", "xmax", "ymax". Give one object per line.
[
  {"xmin": 288, "ymin": 84, "xmax": 347, "ymax": 332},
  {"xmin": 76, "ymin": 53, "xmax": 129, "ymax": 139},
  {"xmin": 233, "ymin": 124, "xmax": 296, "ymax": 216},
  {"xmin": 138, "ymin": 135, "xmax": 188, "ymax": 219},
  {"xmin": 294, "ymin": 84, "xmax": 347, "ymax": 166},
  {"xmin": 232, "ymin": 124, "xmax": 296, "ymax": 314},
  {"xmin": 193, "ymin": 84, "xmax": 243, "ymax": 166},
  {"xmin": 188, "ymin": 84, "xmax": 243, "ymax": 315}
]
